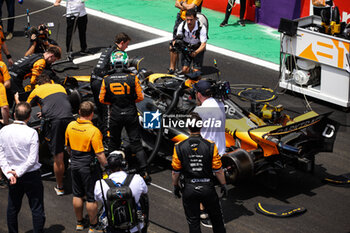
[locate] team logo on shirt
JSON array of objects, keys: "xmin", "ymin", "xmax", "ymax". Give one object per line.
[
  {"xmin": 143, "ymin": 110, "xmax": 161, "ymax": 129},
  {"xmin": 191, "ymin": 143, "xmax": 198, "ymax": 152}
]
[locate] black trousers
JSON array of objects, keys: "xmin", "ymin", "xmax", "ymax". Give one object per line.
[
  {"xmin": 223, "ymin": 0, "xmax": 246, "ymax": 23},
  {"xmin": 7, "ymin": 170, "xmax": 45, "ymax": 233},
  {"xmin": 66, "ymin": 14, "xmax": 88, "ymax": 52},
  {"xmin": 91, "ymin": 78, "xmax": 108, "ymax": 139},
  {"xmin": 182, "ymin": 183, "xmax": 226, "ymax": 233},
  {"xmin": 0, "ymin": 0, "xmax": 15, "ymax": 33},
  {"xmin": 109, "ymin": 114, "xmax": 147, "ymax": 170}
]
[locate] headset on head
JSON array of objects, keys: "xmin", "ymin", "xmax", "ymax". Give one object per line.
[{"xmin": 107, "ymin": 150, "xmax": 127, "ymax": 170}]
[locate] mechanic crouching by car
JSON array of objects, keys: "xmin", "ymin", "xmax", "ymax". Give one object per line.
[
  {"xmin": 9, "ymin": 46, "xmax": 61, "ymax": 100},
  {"xmin": 99, "ymin": 50, "xmax": 151, "ymax": 185},
  {"xmin": 24, "ymin": 24, "xmax": 58, "ymax": 56},
  {"xmin": 172, "ymin": 112, "xmax": 227, "ymax": 233},
  {"xmin": 91, "ymin": 32, "xmax": 131, "ymax": 142},
  {"xmin": 15, "ymin": 73, "xmax": 73, "ymax": 196},
  {"xmin": 173, "ymin": 8, "xmax": 207, "ymax": 74}
]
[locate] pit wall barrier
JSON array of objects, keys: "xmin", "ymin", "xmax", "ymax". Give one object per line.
[{"xmin": 203, "ymin": 0, "xmax": 350, "ymax": 28}]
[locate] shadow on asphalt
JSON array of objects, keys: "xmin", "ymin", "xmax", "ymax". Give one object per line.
[
  {"xmin": 221, "ymin": 198, "xmax": 254, "ymax": 223},
  {"xmin": 25, "ymin": 224, "xmax": 65, "ymax": 233},
  {"xmin": 226, "ymin": 164, "xmax": 333, "ymax": 205},
  {"xmin": 148, "ymin": 220, "xmax": 179, "ymax": 233},
  {"xmin": 201, "ymin": 65, "xmax": 220, "ymax": 77}
]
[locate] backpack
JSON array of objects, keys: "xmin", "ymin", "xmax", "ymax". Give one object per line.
[{"xmin": 105, "ymin": 174, "xmax": 139, "ymax": 231}]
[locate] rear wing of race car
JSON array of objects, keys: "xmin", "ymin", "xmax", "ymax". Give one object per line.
[{"xmin": 248, "ymin": 111, "xmax": 339, "ymax": 157}]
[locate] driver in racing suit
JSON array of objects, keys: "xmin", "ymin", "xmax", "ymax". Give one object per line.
[
  {"xmin": 91, "ymin": 32, "xmax": 131, "ymax": 141},
  {"xmin": 99, "ymin": 50, "xmax": 151, "ymax": 184}
]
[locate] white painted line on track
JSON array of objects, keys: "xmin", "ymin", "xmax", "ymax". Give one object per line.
[
  {"xmin": 73, "ymin": 53, "xmax": 101, "ymax": 64},
  {"xmin": 207, "ymin": 44, "xmax": 280, "ymax": 71},
  {"xmin": 41, "ymin": 172, "xmax": 53, "ymax": 177},
  {"xmin": 150, "ymin": 183, "xmax": 173, "ymax": 194},
  {"xmin": 43, "ymin": 0, "xmax": 171, "ymax": 37},
  {"xmin": 73, "ymin": 36, "xmax": 171, "ymax": 64},
  {"xmin": 43, "ymin": 0, "xmax": 279, "ymax": 71},
  {"xmin": 125, "ymin": 36, "xmax": 173, "ymax": 52}
]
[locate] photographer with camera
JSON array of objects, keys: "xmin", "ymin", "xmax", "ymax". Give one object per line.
[
  {"xmin": 24, "ymin": 24, "xmax": 58, "ymax": 56},
  {"xmin": 168, "ymin": 0, "xmax": 203, "ymax": 74},
  {"xmin": 173, "ymin": 8, "xmax": 207, "ymax": 74}
]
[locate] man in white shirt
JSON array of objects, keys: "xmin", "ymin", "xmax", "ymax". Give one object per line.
[
  {"xmin": 0, "ymin": 102, "xmax": 45, "ymax": 233},
  {"xmin": 54, "ymin": 0, "xmax": 89, "ymax": 56},
  {"xmin": 194, "ymin": 80, "xmax": 226, "ymax": 156},
  {"xmin": 174, "ymin": 8, "xmax": 207, "ymax": 74},
  {"xmin": 94, "ymin": 151, "xmax": 148, "ymax": 233}
]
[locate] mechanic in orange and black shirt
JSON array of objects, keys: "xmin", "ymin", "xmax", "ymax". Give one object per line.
[
  {"xmin": 0, "ymin": 25, "xmax": 13, "ymax": 66},
  {"xmin": 65, "ymin": 101, "xmax": 107, "ymax": 232},
  {"xmin": 9, "ymin": 46, "xmax": 61, "ymax": 94},
  {"xmin": 0, "ymin": 61, "xmax": 10, "ymax": 125},
  {"xmin": 20, "ymin": 73, "xmax": 72, "ymax": 196},
  {"xmin": 0, "ymin": 83, "xmax": 9, "ymax": 126},
  {"xmin": 91, "ymin": 32, "xmax": 131, "ymax": 140},
  {"xmin": 99, "ymin": 50, "xmax": 151, "ymax": 184},
  {"xmin": 0, "ymin": 60, "xmax": 11, "ymax": 187},
  {"xmin": 172, "ymin": 112, "xmax": 227, "ymax": 233}
]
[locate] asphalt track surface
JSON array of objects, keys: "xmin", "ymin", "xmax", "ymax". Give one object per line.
[{"xmin": 0, "ymin": 1, "xmax": 350, "ymax": 233}]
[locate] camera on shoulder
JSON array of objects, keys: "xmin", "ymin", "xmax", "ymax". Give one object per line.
[
  {"xmin": 173, "ymin": 35, "xmax": 186, "ymax": 52},
  {"xmin": 25, "ymin": 25, "xmax": 49, "ymax": 41},
  {"xmin": 25, "ymin": 27, "xmax": 39, "ymax": 38},
  {"xmin": 211, "ymin": 81, "xmax": 231, "ymax": 100}
]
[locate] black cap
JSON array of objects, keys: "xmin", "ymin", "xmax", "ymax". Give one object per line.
[{"xmin": 193, "ymin": 80, "xmax": 211, "ymax": 95}]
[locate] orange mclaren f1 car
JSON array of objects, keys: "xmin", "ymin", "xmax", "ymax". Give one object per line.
[{"xmin": 134, "ymin": 71, "xmax": 338, "ymax": 184}]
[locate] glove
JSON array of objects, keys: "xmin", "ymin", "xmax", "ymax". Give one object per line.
[
  {"xmin": 220, "ymin": 184, "xmax": 228, "ymax": 199},
  {"xmin": 173, "ymin": 185, "xmax": 182, "ymax": 198}
]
